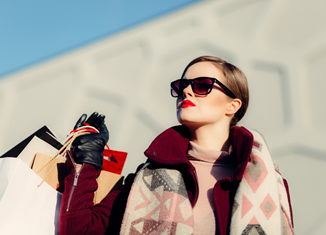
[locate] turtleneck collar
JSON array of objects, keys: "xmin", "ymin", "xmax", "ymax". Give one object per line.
[{"xmin": 187, "ymin": 141, "xmax": 235, "ymax": 164}]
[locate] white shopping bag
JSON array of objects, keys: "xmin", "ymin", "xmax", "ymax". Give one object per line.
[
  {"xmin": 0, "ymin": 158, "xmax": 62, "ymax": 235},
  {"xmin": 17, "ymin": 135, "xmax": 59, "ymax": 166}
]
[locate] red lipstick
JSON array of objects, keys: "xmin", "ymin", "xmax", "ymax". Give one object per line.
[{"xmin": 181, "ymin": 100, "xmax": 196, "ymax": 108}]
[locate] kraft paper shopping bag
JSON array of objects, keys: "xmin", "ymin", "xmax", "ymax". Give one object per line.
[{"xmin": 31, "ymin": 153, "xmax": 124, "ymax": 203}]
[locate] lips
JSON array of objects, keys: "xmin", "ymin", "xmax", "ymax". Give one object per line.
[{"xmin": 181, "ymin": 100, "xmax": 196, "ymax": 108}]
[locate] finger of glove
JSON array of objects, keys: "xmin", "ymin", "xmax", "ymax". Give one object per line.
[
  {"xmin": 95, "ymin": 114, "xmax": 105, "ymax": 130},
  {"xmin": 73, "ymin": 114, "xmax": 87, "ymax": 130},
  {"xmin": 85, "ymin": 112, "xmax": 99, "ymax": 126},
  {"xmin": 92, "ymin": 114, "xmax": 105, "ymax": 131},
  {"xmin": 90, "ymin": 114, "xmax": 105, "ymax": 131},
  {"xmin": 99, "ymin": 120, "xmax": 108, "ymax": 134}
]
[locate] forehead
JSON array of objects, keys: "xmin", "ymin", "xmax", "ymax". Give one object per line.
[{"xmin": 183, "ymin": 61, "xmax": 225, "ymax": 81}]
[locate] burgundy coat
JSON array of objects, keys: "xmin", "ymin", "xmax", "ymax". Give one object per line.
[{"xmin": 59, "ymin": 125, "xmax": 293, "ymax": 235}]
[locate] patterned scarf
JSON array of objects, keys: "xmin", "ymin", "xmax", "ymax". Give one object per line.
[
  {"xmin": 120, "ymin": 130, "xmax": 294, "ymax": 235},
  {"xmin": 230, "ymin": 130, "xmax": 294, "ymax": 235},
  {"xmin": 120, "ymin": 166, "xmax": 194, "ymax": 234}
]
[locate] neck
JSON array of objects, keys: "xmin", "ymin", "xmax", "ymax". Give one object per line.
[{"xmin": 188, "ymin": 123, "xmax": 230, "ymax": 151}]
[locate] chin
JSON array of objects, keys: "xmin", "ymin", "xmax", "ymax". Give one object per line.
[
  {"xmin": 177, "ymin": 117, "xmax": 190, "ymax": 126},
  {"xmin": 177, "ymin": 117, "xmax": 201, "ymax": 128}
]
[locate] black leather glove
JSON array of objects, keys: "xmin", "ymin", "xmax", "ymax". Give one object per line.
[{"xmin": 72, "ymin": 112, "xmax": 109, "ymax": 169}]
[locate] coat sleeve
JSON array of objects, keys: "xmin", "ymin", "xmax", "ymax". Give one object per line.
[{"xmin": 59, "ymin": 152, "xmax": 133, "ymax": 235}]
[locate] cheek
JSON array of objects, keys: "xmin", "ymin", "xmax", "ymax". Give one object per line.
[
  {"xmin": 199, "ymin": 96, "xmax": 231, "ymax": 120},
  {"xmin": 204, "ymin": 96, "xmax": 227, "ymax": 111}
]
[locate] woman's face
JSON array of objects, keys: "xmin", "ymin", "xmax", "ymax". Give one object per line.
[{"xmin": 176, "ymin": 61, "xmax": 234, "ymax": 129}]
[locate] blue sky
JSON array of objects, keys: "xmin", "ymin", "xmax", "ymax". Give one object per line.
[{"xmin": 0, "ymin": 0, "xmax": 201, "ymax": 78}]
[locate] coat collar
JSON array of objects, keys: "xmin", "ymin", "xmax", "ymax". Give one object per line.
[
  {"xmin": 229, "ymin": 126, "xmax": 254, "ymax": 181},
  {"xmin": 144, "ymin": 125, "xmax": 191, "ymax": 169},
  {"xmin": 144, "ymin": 125, "xmax": 254, "ymax": 179}
]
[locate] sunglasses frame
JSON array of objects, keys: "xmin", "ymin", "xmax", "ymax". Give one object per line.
[{"xmin": 170, "ymin": 77, "xmax": 236, "ymax": 98}]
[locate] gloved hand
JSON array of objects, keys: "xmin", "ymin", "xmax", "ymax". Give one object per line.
[{"xmin": 72, "ymin": 112, "xmax": 109, "ymax": 169}]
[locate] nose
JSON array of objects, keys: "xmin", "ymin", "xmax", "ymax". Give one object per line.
[{"xmin": 182, "ymin": 83, "xmax": 193, "ymax": 97}]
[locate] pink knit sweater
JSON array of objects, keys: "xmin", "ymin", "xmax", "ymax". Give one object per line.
[{"xmin": 187, "ymin": 141, "xmax": 236, "ymax": 234}]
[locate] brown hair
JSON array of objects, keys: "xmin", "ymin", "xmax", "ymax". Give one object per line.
[{"xmin": 181, "ymin": 56, "xmax": 249, "ymax": 127}]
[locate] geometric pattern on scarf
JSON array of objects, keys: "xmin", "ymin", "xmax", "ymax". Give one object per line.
[
  {"xmin": 120, "ymin": 164, "xmax": 194, "ymax": 235},
  {"xmin": 230, "ymin": 130, "xmax": 294, "ymax": 235}
]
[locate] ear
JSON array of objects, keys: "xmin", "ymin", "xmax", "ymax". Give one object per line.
[{"xmin": 226, "ymin": 98, "xmax": 242, "ymax": 115}]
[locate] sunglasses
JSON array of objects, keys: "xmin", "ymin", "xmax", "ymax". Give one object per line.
[{"xmin": 170, "ymin": 77, "xmax": 236, "ymax": 98}]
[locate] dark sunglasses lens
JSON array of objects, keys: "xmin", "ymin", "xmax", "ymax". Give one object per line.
[
  {"xmin": 171, "ymin": 80, "xmax": 180, "ymax": 97},
  {"xmin": 171, "ymin": 79, "xmax": 189, "ymax": 97},
  {"xmin": 193, "ymin": 78, "xmax": 214, "ymax": 94}
]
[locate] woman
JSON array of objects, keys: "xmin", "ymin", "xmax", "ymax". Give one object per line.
[{"xmin": 59, "ymin": 56, "xmax": 294, "ymax": 234}]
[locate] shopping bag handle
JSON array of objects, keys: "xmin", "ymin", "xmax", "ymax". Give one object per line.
[
  {"xmin": 36, "ymin": 131, "xmax": 90, "ymax": 187},
  {"xmin": 37, "ymin": 124, "xmax": 114, "ymax": 187}
]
